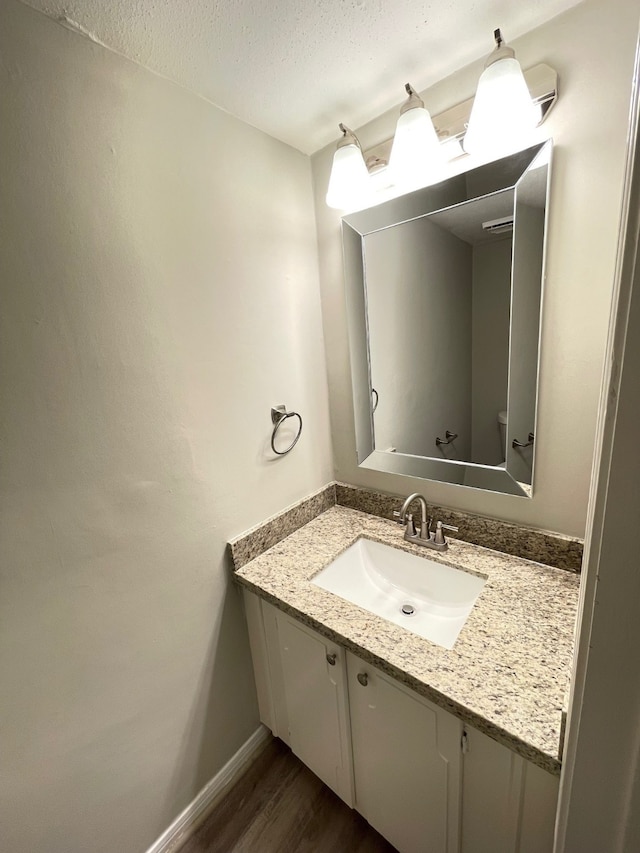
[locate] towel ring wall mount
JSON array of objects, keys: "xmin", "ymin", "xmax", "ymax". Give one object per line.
[
  {"xmin": 512, "ymin": 432, "xmax": 535, "ymax": 449},
  {"xmin": 270, "ymin": 405, "xmax": 303, "ymax": 455}
]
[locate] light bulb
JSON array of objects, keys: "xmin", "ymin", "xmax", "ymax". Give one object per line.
[
  {"xmin": 464, "ymin": 30, "xmax": 541, "ymax": 158},
  {"xmin": 326, "ymin": 125, "xmax": 372, "ymax": 210},
  {"xmin": 389, "ymin": 84, "xmax": 443, "ymax": 189}
]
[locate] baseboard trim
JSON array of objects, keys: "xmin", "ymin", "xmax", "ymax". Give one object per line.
[{"xmin": 145, "ymin": 725, "xmax": 272, "ymax": 853}]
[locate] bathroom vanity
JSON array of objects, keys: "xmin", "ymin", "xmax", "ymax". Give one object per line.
[{"xmin": 231, "ymin": 499, "xmax": 579, "ymax": 853}]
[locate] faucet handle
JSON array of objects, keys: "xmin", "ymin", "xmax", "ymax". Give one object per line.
[
  {"xmin": 404, "ymin": 513, "xmax": 417, "ymax": 537},
  {"xmin": 434, "ymin": 521, "xmax": 459, "ymax": 545},
  {"xmin": 392, "ymin": 510, "xmax": 416, "ymax": 537}
]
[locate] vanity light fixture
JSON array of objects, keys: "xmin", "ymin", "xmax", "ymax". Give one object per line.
[
  {"xmin": 463, "ymin": 28, "xmax": 541, "ymax": 157},
  {"xmin": 325, "ymin": 31, "xmax": 557, "ymax": 210},
  {"xmin": 325, "ymin": 123, "xmax": 372, "ymax": 210},
  {"xmin": 388, "ymin": 83, "xmax": 443, "ymax": 188}
]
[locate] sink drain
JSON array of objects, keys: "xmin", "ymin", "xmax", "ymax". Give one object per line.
[{"xmin": 400, "ymin": 603, "xmax": 415, "ymax": 616}]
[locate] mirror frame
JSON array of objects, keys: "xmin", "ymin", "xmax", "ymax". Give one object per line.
[{"xmin": 341, "ymin": 141, "xmax": 552, "ymax": 498}]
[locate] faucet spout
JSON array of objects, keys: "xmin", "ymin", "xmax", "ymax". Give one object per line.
[
  {"xmin": 395, "ymin": 492, "xmax": 459, "ymax": 551},
  {"xmin": 398, "ymin": 493, "xmax": 429, "ymax": 540}
]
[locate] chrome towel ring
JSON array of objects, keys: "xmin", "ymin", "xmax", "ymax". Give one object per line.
[{"xmin": 270, "ymin": 405, "xmax": 303, "ymax": 455}]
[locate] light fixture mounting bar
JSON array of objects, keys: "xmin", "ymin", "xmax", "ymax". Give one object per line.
[{"xmin": 361, "ymin": 62, "xmax": 557, "ymax": 169}]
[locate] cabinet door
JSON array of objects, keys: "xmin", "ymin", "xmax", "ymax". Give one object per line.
[
  {"xmin": 518, "ymin": 760, "xmax": 560, "ymax": 853},
  {"xmin": 347, "ymin": 651, "xmax": 462, "ymax": 853},
  {"xmin": 242, "ymin": 590, "xmax": 276, "ymax": 733},
  {"xmin": 461, "ymin": 725, "xmax": 559, "ymax": 853},
  {"xmin": 277, "ymin": 612, "xmax": 354, "ymax": 806},
  {"xmin": 242, "ymin": 592, "xmax": 290, "ymax": 744}
]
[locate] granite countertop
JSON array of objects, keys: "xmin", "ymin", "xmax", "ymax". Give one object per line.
[{"xmin": 233, "ymin": 505, "xmax": 579, "ymax": 774}]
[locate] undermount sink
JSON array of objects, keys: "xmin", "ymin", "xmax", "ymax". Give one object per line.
[{"xmin": 311, "ymin": 538, "xmax": 486, "ymax": 650}]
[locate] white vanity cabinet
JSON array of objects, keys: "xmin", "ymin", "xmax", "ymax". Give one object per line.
[
  {"xmin": 244, "ymin": 593, "xmax": 354, "ymax": 805},
  {"xmin": 275, "ymin": 609, "xmax": 354, "ymax": 805},
  {"xmin": 460, "ymin": 725, "xmax": 559, "ymax": 853},
  {"xmin": 242, "ymin": 590, "xmax": 559, "ymax": 853},
  {"xmin": 346, "ymin": 651, "xmax": 461, "ymax": 853}
]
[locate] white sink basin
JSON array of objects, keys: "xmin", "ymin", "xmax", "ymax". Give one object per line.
[{"xmin": 311, "ymin": 538, "xmax": 486, "ymax": 649}]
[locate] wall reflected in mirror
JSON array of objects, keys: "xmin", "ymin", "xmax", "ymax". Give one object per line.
[{"xmin": 342, "ymin": 142, "xmax": 551, "ymax": 497}]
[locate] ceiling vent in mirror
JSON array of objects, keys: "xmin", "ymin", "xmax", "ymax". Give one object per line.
[{"xmin": 482, "ymin": 216, "xmax": 514, "ymax": 234}]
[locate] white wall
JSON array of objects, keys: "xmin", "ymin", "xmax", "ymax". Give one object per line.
[
  {"xmin": 311, "ymin": 0, "xmax": 639, "ymax": 537},
  {"xmin": 556, "ymin": 22, "xmax": 640, "ymax": 848},
  {"xmin": 507, "ymin": 201, "xmax": 546, "ymax": 485},
  {"xmin": 365, "ymin": 217, "xmax": 472, "ymax": 458},
  {"xmin": 471, "ymin": 238, "xmax": 511, "ymax": 465},
  {"xmin": 0, "ymin": 2, "xmax": 332, "ymax": 852}
]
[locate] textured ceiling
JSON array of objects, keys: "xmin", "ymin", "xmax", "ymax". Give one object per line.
[{"xmin": 20, "ymin": 0, "xmax": 582, "ymax": 154}]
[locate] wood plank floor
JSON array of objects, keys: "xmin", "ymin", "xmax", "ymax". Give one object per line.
[{"xmin": 180, "ymin": 737, "xmax": 397, "ymax": 852}]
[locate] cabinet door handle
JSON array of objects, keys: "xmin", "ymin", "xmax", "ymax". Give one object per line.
[
  {"xmin": 326, "ymin": 653, "xmax": 337, "ymax": 666},
  {"xmin": 357, "ymin": 672, "xmax": 369, "ymax": 687}
]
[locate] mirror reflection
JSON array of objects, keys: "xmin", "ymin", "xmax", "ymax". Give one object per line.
[{"xmin": 342, "ymin": 142, "xmax": 551, "ymax": 497}]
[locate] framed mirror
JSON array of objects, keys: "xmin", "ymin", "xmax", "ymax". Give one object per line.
[{"xmin": 342, "ymin": 141, "xmax": 551, "ymax": 497}]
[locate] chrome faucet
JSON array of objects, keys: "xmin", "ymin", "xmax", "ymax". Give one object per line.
[
  {"xmin": 393, "ymin": 492, "xmax": 459, "ymax": 551},
  {"xmin": 394, "ymin": 492, "xmax": 430, "ymax": 540}
]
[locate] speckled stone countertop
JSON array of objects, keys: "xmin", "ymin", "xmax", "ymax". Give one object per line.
[{"xmin": 234, "ymin": 505, "xmax": 579, "ymax": 775}]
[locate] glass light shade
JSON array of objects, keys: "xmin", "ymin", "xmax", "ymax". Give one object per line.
[
  {"xmin": 389, "ymin": 106, "xmax": 443, "ymax": 188},
  {"xmin": 463, "ymin": 57, "xmax": 542, "ymax": 157},
  {"xmin": 326, "ymin": 144, "xmax": 371, "ymax": 210}
]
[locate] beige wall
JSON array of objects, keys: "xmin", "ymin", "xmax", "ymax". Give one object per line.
[
  {"xmin": 471, "ymin": 238, "xmax": 511, "ymax": 466},
  {"xmin": 365, "ymin": 218, "xmax": 472, "ymax": 459},
  {"xmin": 0, "ymin": 2, "xmax": 332, "ymax": 852},
  {"xmin": 557, "ymin": 25, "xmax": 640, "ymax": 847},
  {"xmin": 312, "ymin": 0, "xmax": 639, "ymax": 538}
]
